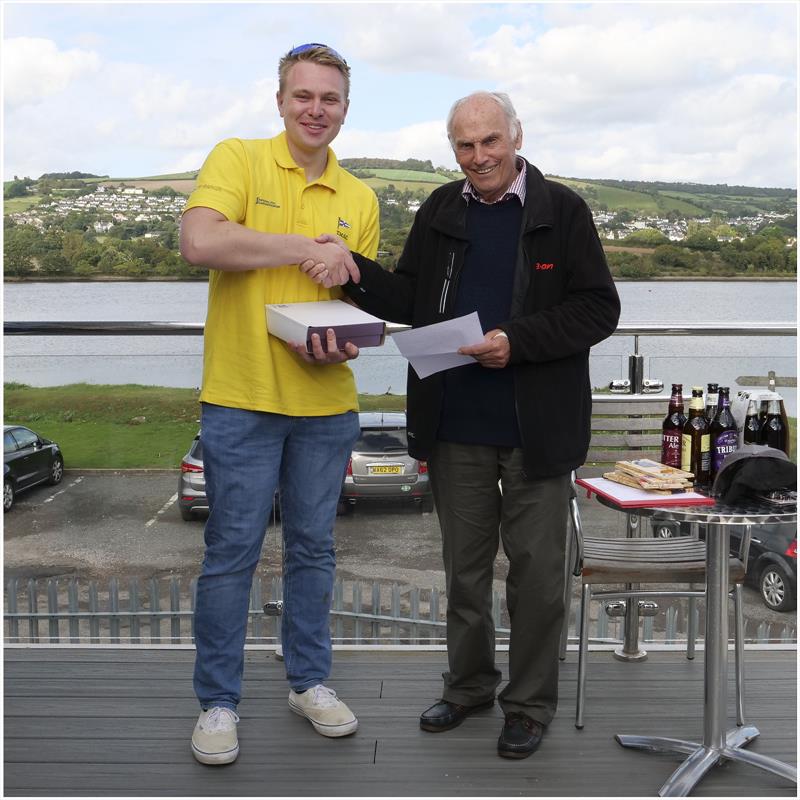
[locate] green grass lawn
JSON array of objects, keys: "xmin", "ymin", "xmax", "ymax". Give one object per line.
[
  {"xmin": 3, "ymin": 383, "xmax": 405, "ymax": 468},
  {"xmin": 4, "ymin": 383, "xmax": 794, "ymax": 469}
]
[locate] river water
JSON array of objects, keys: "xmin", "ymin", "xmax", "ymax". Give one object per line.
[{"xmin": 3, "ymin": 280, "xmax": 797, "ymax": 414}]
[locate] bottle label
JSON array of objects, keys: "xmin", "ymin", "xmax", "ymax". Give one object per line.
[
  {"xmin": 662, "ymin": 432, "xmax": 681, "ymax": 467},
  {"xmin": 681, "ymin": 433, "xmax": 712, "ymax": 474},
  {"xmin": 681, "ymin": 434, "xmax": 692, "ymax": 472},
  {"xmin": 712, "ymin": 430, "xmax": 738, "ymax": 472},
  {"xmin": 700, "ymin": 434, "xmax": 711, "ymax": 472}
]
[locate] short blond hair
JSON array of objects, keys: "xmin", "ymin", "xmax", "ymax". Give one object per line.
[{"xmin": 278, "ymin": 44, "xmax": 350, "ymax": 100}]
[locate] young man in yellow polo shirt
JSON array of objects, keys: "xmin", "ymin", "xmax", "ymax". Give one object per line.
[{"xmin": 180, "ymin": 43, "xmax": 379, "ymax": 765}]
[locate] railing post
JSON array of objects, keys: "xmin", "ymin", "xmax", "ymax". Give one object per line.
[
  {"xmin": 27, "ymin": 579, "xmax": 39, "ymax": 644},
  {"xmin": 391, "ymin": 584, "xmax": 400, "ymax": 642},
  {"xmin": 353, "ymin": 582, "xmax": 362, "ymax": 644},
  {"xmin": 333, "ymin": 579, "xmax": 344, "ymax": 642},
  {"xmin": 47, "ymin": 578, "xmax": 60, "ymax": 643},
  {"xmin": 189, "ymin": 577, "xmax": 197, "ymax": 645},
  {"xmin": 68, "ymin": 579, "xmax": 80, "ymax": 643},
  {"xmin": 149, "ymin": 577, "xmax": 161, "ymax": 644},
  {"xmin": 6, "ymin": 578, "xmax": 19, "ymax": 644},
  {"xmin": 170, "ymin": 577, "xmax": 181, "ymax": 643},
  {"xmin": 249, "ymin": 576, "xmax": 262, "ymax": 643},
  {"xmin": 129, "ymin": 578, "xmax": 140, "ymax": 644},
  {"xmin": 88, "ymin": 581, "xmax": 100, "ymax": 643},
  {"xmin": 371, "ymin": 582, "xmax": 381, "ymax": 643},
  {"xmin": 628, "ymin": 353, "xmax": 644, "ymax": 394},
  {"xmin": 410, "ymin": 588, "xmax": 420, "ymax": 646},
  {"xmin": 109, "ymin": 577, "xmax": 120, "ymax": 644}
]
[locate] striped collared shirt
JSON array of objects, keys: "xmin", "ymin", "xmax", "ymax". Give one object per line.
[{"xmin": 461, "ymin": 156, "xmax": 526, "ymax": 205}]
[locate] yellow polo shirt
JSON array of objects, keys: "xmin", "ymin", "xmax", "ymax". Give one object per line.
[{"xmin": 184, "ymin": 132, "xmax": 380, "ymax": 416}]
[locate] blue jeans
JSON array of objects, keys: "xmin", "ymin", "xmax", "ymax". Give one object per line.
[{"xmin": 193, "ymin": 402, "xmax": 359, "ymax": 710}]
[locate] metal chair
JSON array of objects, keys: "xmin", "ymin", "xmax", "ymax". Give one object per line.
[{"xmin": 562, "ymin": 475, "xmax": 749, "ymax": 729}]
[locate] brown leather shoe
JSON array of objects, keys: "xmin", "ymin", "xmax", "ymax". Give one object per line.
[
  {"xmin": 497, "ymin": 712, "xmax": 544, "ymax": 758},
  {"xmin": 419, "ymin": 698, "xmax": 494, "ymax": 732}
]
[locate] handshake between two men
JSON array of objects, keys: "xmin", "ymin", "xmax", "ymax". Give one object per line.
[{"xmin": 294, "ymin": 233, "xmax": 511, "ymax": 371}]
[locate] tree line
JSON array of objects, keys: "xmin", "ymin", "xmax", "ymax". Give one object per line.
[{"xmin": 604, "ymin": 226, "xmax": 796, "ymax": 279}]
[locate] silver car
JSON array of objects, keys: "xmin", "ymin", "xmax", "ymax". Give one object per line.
[
  {"xmin": 339, "ymin": 412, "xmax": 433, "ymax": 513},
  {"xmin": 177, "ymin": 432, "xmax": 207, "ymax": 520}
]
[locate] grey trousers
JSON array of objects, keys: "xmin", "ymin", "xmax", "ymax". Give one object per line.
[{"xmin": 429, "ymin": 441, "xmax": 571, "ymax": 726}]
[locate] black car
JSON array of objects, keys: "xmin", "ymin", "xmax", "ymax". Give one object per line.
[
  {"xmin": 651, "ymin": 514, "xmax": 797, "ymax": 612},
  {"xmin": 4, "ymin": 425, "xmax": 64, "ymax": 511}
]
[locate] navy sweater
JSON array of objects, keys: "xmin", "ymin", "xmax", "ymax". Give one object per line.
[{"xmin": 438, "ymin": 198, "xmax": 523, "ymax": 447}]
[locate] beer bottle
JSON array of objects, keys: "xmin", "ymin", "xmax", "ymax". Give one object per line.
[
  {"xmin": 681, "ymin": 386, "xmax": 711, "ymax": 486},
  {"xmin": 761, "ymin": 398, "xmax": 787, "ymax": 454},
  {"xmin": 710, "ymin": 387, "xmax": 737, "ymax": 478},
  {"xmin": 705, "ymin": 383, "xmax": 719, "ymax": 423},
  {"xmin": 743, "ymin": 399, "xmax": 763, "ymax": 445},
  {"xmin": 661, "ymin": 383, "xmax": 685, "ymax": 468}
]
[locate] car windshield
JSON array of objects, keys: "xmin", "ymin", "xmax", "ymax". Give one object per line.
[{"xmin": 356, "ymin": 428, "xmax": 407, "ymax": 452}]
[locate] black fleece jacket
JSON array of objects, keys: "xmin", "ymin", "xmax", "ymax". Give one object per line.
[{"xmin": 344, "ymin": 160, "xmax": 621, "ymax": 478}]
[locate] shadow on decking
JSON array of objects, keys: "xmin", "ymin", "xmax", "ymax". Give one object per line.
[{"xmin": 3, "ymin": 647, "xmax": 797, "ymax": 797}]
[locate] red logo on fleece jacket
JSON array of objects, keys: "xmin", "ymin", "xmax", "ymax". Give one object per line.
[{"xmin": 534, "ymin": 262, "xmax": 555, "ymax": 270}]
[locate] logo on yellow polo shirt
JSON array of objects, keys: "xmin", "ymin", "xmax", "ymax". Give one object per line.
[
  {"xmin": 337, "ymin": 217, "xmax": 351, "ymax": 241},
  {"xmin": 256, "ymin": 196, "xmax": 280, "ymax": 208}
]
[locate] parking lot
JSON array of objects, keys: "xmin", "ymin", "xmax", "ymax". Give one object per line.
[{"xmin": 2, "ymin": 469, "xmax": 795, "ymax": 631}]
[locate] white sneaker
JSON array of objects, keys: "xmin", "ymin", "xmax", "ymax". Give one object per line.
[
  {"xmin": 288, "ymin": 684, "xmax": 358, "ymax": 737},
  {"xmin": 191, "ymin": 706, "xmax": 240, "ymax": 765}
]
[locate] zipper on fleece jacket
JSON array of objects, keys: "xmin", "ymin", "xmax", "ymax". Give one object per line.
[{"xmin": 438, "ymin": 250, "xmax": 456, "ymax": 315}]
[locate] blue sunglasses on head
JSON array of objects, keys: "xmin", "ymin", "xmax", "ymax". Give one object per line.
[{"xmin": 289, "ymin": 42, "xmax": 346, "ymax": 62}]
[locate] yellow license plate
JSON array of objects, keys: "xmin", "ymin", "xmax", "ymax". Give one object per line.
[{"xmin": 369, "ymin": 465, "xmax": 403, "ymax": 475}]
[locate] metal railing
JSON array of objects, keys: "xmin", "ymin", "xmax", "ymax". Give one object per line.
[
  {"xmin": 4, "ymin": 320, "xmax": 797, "ymax": 648},
  {"xmin": 5, "ymin": 574, "xmax": 796, "ymax": 647},
  {"xmin": 6, "ymin": 320, "xmax": 796, "ymax": 396}
]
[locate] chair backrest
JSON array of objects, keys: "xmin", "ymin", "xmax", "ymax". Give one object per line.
[{"xmin": 578, "ymin": 394, "xmax": 667, "ymax": 478}]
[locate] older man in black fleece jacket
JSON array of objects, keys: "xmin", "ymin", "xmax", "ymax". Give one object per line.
[{"xmin": 303, "ymin": 91, "xmax": 620, "ymax": 759}]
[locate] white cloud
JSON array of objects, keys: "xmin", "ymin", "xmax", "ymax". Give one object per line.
[
  {"xmin": 2, "ymin": 4, "xmax": 796, "ymax": 186},
  {"xmin": 3, "ymin": 37, "xmax": 100, "ymax": 108},
  {"xmin": 341, "ymin": 3, "xmax": 480, "ymax": 76},
  {"xmin": 337, "ymin": 120, "xmax": 456, "ymax": 168}
]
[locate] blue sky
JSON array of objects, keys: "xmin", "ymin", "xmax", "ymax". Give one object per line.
[{"xmin": 3, "ymin": 1, "xmax": 798, "ymax": 187}]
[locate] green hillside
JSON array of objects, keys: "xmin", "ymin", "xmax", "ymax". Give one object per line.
[
  {"xmin": 367, "ymin": 168, "xmax": 450, "ymax": 184},
  {"xmin": 551, "ymin": 177, "xmax": 708, "ymax": 216}
]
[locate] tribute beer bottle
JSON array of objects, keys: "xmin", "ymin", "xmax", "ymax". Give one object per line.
[
  {"xmin": 710, "ymin": 387, "xmax": 737, "ymax": 479},
  {"xmin": 661, "ymin": 383, "xmax": 685, "ymax": 468},
  {"xmin": 682, "ymin": 386, "xmax": 711, "ymax": 486},
  {"xmin": 743, "ymin": 399, "xmax": 763, "ymax": 445},
  {"xmin": 761, "ymin": 398, "xmax": 787, "ymax": 454},
  {"xmin": 705, "ymin": 383, "xmax": 719, "ymax": 423}
]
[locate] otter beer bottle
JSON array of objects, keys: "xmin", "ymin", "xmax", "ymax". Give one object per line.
[
  {"xmin": 682, "ymin": 386, "xmax": 711, "ymax": 486},
  {"xmin": 661, "ymin": 383, "xmax": 685, "ymax": 468},
  {"xmin": 710, "ymin": 387, "xmax": 737, "ymax": 478}
]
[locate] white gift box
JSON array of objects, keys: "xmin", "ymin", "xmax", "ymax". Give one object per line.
[{"xmin": 266, "ymin": 300, "xmax": 386, "ymax": 353}]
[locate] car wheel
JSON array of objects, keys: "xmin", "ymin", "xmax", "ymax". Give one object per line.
[
  {"xmin": 420, "ymin": 496, "xmax": 434, "ymax": 513},
  {"xmin": 759, "ymin": 563, "xmax": 796, "ymax": 612},
  {"xmin": 179, "ymin": 505, "xmax": 194, "ymax": 521},
  {"xmin": 653, "ymin": 523, "xmax": 677, "ymax": 539},
  {"xmin": 3, "ymin": 480, "xmax": 14, "ymax": 512},
  {"xmin": 48, "ymin": 456, "xmax": 64, "ymax": 485},
  {"xmin": 336, "ymin": 499, "xmax": 351, "ymax": 516}
]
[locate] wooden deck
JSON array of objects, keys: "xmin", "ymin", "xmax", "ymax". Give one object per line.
[{"xmin": 4, "ymin": 647, "xmax": 797, "ymax": 797}]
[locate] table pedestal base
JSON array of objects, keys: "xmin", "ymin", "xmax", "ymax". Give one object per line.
[{"xmin": 616, "ymin": 725, "xmax": 797, "ymax": 797}]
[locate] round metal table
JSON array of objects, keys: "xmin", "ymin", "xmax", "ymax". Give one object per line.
[{"xmin": 608, "ymin": 498, "xmax": 797, "ymax": 796}]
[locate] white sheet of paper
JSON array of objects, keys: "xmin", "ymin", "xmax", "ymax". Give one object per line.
[{"xmin": 392, "ymin": 312, "xmax": 485, "ymax": 379}]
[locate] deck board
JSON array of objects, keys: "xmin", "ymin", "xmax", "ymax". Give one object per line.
[{"xmin": 4, "ymin": 648, "xmax": 796, "ymax": 796}]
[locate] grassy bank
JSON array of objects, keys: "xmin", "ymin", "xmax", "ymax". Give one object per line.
[
  {"xmin": 3, "ymin": 383, "xmax": 406, "ymax": 468},
  {"xmin": 4, "ymin": 383, "xmax": 794, "ymax": 468}
]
